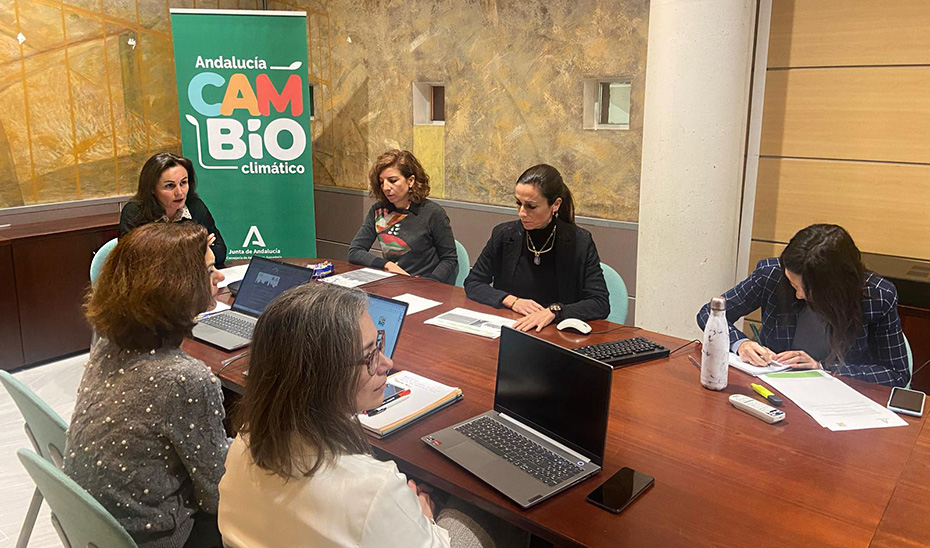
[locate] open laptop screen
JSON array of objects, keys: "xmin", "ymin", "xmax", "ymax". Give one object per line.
[
  {"xmin": 366, "ymin": 294, "xmax": 409, "ymax": 359},
  {"xmin": 232, "ymin": 257, "xmax": 314, "ymax": 316},
  {"xmin": 494, "ymin": 326, "xmax": 612, "ymax": 465}
]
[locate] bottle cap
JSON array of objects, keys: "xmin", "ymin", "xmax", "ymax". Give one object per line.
[{"xmin": 710, "ymin": 296, "xmax": 726, "ymax": 311}]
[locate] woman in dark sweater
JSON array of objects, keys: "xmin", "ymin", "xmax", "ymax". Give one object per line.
[
  {"xmin": 464, "ymin": 164, "xmax": 609, "ymax": 331},
  {"xmin": 120, "ymin": 152, "xmax": 227, "ymax": 267},
  {"xmin": 64, "ymin": 222, "xmax": 228, "ymax": 548},
  {"xmin": 348, "ymin": 150, "xmax": 458, "ymax": 284}
]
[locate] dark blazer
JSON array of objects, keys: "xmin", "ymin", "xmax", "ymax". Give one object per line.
[
  {"xmin": 696, "ymin": 258, "xmax": 910, "ymax": 387},
  {"xmin": 119, "ymin": 195, "xmax": 227, "ymax": 267},
  {"xmin": 464, "ymin": 219, "xmax": 609, "ymax": 321}
]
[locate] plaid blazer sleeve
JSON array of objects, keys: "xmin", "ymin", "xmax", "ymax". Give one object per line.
[
  {"xmin": 833, "ymin": 277, "xmax": 910, "ymax": 387},
  {"xmin": 697, "ymin": 259, "xmax": 778, "ymax": 347}
]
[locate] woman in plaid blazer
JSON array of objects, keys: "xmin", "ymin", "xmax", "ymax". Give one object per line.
[{"xmin": 697, "ymin": 224, "xmax": 909, "ymax": 387}]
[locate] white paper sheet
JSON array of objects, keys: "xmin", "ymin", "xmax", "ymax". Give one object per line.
[
  {"xmin": 217, "ymin": 264, "xmax": 249, "ymax": 288},
  {"xmin": 423, "ymin": 307, "xmax": 515, "ymax": 339},
  {"xmin": 761, "ymin": 370, "xmax": 907, "ymax": 431},
  {"xmin": 393, "ymin": 293, "xmax": 442, "ymax": 315},
  {"xmin": 322, "ymin": 268, "xmax": 395, "ymax": 288},
  {"xmin": 728, "ymin": 353, "xmax": 792, "ymax": 376}
]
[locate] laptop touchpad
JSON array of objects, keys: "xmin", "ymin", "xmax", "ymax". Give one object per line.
[{"xmin": 446, "ymin": 442, "xmax": 498, "ymax": 469}]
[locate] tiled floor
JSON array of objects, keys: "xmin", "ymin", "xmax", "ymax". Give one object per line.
[{"xmin": 0, "ymin": 354, "xmax": 87, "ymax": 548}]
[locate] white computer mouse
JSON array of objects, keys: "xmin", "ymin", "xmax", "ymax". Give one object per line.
[{"xmin": 556, "ymin": 318, "xmax": 592, "ymax": 335}]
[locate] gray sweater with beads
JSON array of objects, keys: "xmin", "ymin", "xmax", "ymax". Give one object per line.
[{"xmin": 63, "ymin": 340, "xmax": 229, "ymax": 548}]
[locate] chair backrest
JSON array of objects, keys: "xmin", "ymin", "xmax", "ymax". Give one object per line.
[
  {"xmin": 90, "ymin": 238, "xmax": 118, "ymax": 285},
  {"xmin": 600, "ymin": 262, "xmax": 629, "ymax": 325},
  {"xmin": 454, "ymin": 240, "xmax": 470, "ymax": 288},
  {"xmin": 0, "ymin": 370, "xmax": 68, "ymax": 467},
  {"xmin": 17, "ymin": 449, "xmax": 138, "ymax": 548},
  {"xmin": 904, "ymin": 333, "xmax": 914, "ymax": 389}
]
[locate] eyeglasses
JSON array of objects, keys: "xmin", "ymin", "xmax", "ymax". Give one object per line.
[{"xmin": 363, "ymin": 330, "xmax": 386, "ymax": 376}]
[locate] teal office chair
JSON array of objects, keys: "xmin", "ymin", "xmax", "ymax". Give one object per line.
[
  {"xmin": 89, "ymin": 237, "xmax": 118, "ymax": 285},
  {"xmin": 17, "ymin": 448, "xmax": 138, "ymax": 548},
  {"xmin": 599, "ymin": 263, "xmax": 628, "ymax": 324},
  {"xmin": 1, "ymin": 370, "xmax": 69, "ymax": 548},
  {"xmin": 454, "ymin": 240, "xmax": 470, "ymax": 288},
  {"xmin": 904, "ymin": 333, "xmax": 914, "ymax": 389}
]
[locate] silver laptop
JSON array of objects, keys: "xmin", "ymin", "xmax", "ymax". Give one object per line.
[
  {"xmin": 423, "ymin": 326, "xmax": 612, "ymax": 508},
  {"xmin": 192, "ymin": 257, "xmax": 314, "ymax": 351}
]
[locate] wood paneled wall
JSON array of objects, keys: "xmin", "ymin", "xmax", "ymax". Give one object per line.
[{"xmin": 755, "ymin": 1, "xmax": 930, "ymax": 263}]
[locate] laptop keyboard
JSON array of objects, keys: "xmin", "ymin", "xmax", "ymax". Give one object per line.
[
  {"xmin": 199, "ymin": 313, "xmax": 255, "ymax": 339},
  {"xmin": 455, "ymin": 416, "xmax": 582, "ymax": 487},
  {"xmin": 573, "ymin": 336, "xmax": 670, "ymax": 368}
]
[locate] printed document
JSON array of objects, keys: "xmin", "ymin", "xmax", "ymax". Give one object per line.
[
  {"xmin": 322, "ymin": 268, "xmax": 395, "ymax": 288},
  {"xmin": 761, "ymin": 370, "xmax": 907, "ymax": 431},
  {"xmin": 424, "ymin": 307, "xmax": 515, "ymax": 339}
]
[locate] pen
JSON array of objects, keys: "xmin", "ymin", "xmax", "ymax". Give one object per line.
[
  {"xmin": 366, "ymin": 394, "xmax": 410, "ymax": 417},
  {"xmin": 381, "ymin": 388, "xmax": 411, "ymax": 406},
  {"xmin": 751, "ymin": 383, "xmax": 783, "ymax": 406},
  {"xmin": 688, "ymin": 356, "xmax": 701, "ymax": 370}
]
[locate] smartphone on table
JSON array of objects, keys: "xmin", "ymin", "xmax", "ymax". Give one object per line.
[
  {"xmin": 887, "ymin": 387, "xmax": 926, "ymax": 417},
  {"xmin": 586, "ymin": 467, "xmax": 654, "ymax": 514}
]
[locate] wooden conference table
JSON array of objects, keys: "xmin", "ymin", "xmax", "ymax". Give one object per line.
[{"xmin": 183, "ymin": 260, "xmax": 930, "ymax": 548}]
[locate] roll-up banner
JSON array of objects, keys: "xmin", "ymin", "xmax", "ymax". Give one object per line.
[{"xmin": 170, "ymin": 9, "xmax": 316, "ymax": 259}]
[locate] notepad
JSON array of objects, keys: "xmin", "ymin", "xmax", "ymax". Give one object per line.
[{"xmin": 357, "ymin": 370, "xmax": 463, "ymax": 438}]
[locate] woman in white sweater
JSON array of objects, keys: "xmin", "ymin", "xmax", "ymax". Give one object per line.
[{"xmin": 218, "ymin": 283, "xmax": 526, "ymax": 548}]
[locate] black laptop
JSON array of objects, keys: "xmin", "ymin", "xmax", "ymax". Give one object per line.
[{"xmin": 422, "ymin": 326, "xmax": 612, "ymax": 508}]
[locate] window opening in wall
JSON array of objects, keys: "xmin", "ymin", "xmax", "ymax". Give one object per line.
[
  {"xmin": 308, "ymin": 84, "xmax": 315, "ymax": 120},
  {"xmin": 583, "ymin": 78, "xmax": 631, "ymax": 130},
  {"xmin": 413, "ymin": 82, "xmax": 445, "ymax": 125}
]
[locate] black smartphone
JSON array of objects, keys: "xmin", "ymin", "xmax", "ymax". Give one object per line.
[{"xmin": 586, "ymin": 467, "xmax": 654, "ymax": 514}]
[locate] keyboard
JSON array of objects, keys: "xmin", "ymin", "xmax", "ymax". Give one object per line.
[
  {"xmin": 455, "ymin": 416, "xmax": 582, "ymax": 487},
  {"xmin": 199, "ymin": 313, "xmax": 256, "ymax": 339},
  {"xmin": 573, "ymin": 336, "xmax": 670, "ymax": 368}
]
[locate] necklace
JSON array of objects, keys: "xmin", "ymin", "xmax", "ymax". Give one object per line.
[{"xmin": 526, "ymin": 223, "xmax": 557, "ymax": 265}]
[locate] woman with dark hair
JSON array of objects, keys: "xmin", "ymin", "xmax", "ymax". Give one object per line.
[
  {"xmin": 64, "ymin": 222, "xmax": 228, "ymax": 548},
  {"xmin": 120, "ymin": 152, "xmax": 227, "ymax": 267},
  {"xmin": 464, "ymin": 164, "xmax": 609, "ymax": 332},
  {"xmin": 218, "ymin": 283, "xmax": 527, "ymax": 547},
  {"xmin": 348, "ymin": 149, "xmax": 458, "ymax": 284},
  {"xmin": 697, "ymin": 223, "xmax": 909, "ymax": 387}
]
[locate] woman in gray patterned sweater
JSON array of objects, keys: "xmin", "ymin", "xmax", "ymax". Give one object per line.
[{"xmin": 64, "ymin": 222, "xmax": 228, "ymax": 548}]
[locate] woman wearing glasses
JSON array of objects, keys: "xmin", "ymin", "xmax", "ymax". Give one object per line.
[{"xmin": 218, "ymin": 283, "xmax": 527, "ymax": 547}]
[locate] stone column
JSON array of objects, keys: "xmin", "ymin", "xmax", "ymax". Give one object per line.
[{"xmin": 635, "ymin": 0, "xmax": 757, "ymax": 338}]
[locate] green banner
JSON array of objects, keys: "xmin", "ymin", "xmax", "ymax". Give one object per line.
[{"xmin": 170, "ymin": 9, "xmax": 316, "ymax": 259}]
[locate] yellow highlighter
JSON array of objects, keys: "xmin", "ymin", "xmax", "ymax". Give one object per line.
[{"xmin": 751, "ymin": 383, "xmax": 783, "ymax": 407}]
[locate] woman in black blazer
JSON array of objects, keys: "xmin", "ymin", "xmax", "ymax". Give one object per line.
[
  {"xmin": 119, "ymin": 152, "xmax": 227, "ymax": 267},
  {"xmin": 464, "ymin": 164, "xmax": 609, "ymax": 331}
]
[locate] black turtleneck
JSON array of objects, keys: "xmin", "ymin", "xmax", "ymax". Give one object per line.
[{"xmin": 510, "ymin": 218, "xmax": 559, "ymax": 306}]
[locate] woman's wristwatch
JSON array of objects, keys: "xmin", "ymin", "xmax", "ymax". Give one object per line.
[{"xmin": 548, "ymin": 303, "xmax": 564, "ymax": 322}]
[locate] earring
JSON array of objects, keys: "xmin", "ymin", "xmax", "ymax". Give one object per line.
[{"xmin": 554, "ymin": 210, "xmax": 559, "ymax": 218}]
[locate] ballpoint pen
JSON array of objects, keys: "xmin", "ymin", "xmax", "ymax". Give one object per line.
[
  {"xmin": 218, "ymin": 350, "xmax": 250, "ymax": 373},
  {"xmin": 365, "ymin": 393, "xmax": 410, "ymax": 417},
  {"xmin": 688, "ymin": 356, "xmax": 702, "ymax": 370}
]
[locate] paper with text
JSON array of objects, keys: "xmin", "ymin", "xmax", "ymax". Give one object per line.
[
  {"xmin": 761, "ymin": 370, "xmax": 907, "ymax": 431},
  {"xmin": 424, "ymin": 307, "xmax": 515, "ymax": 339}
]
